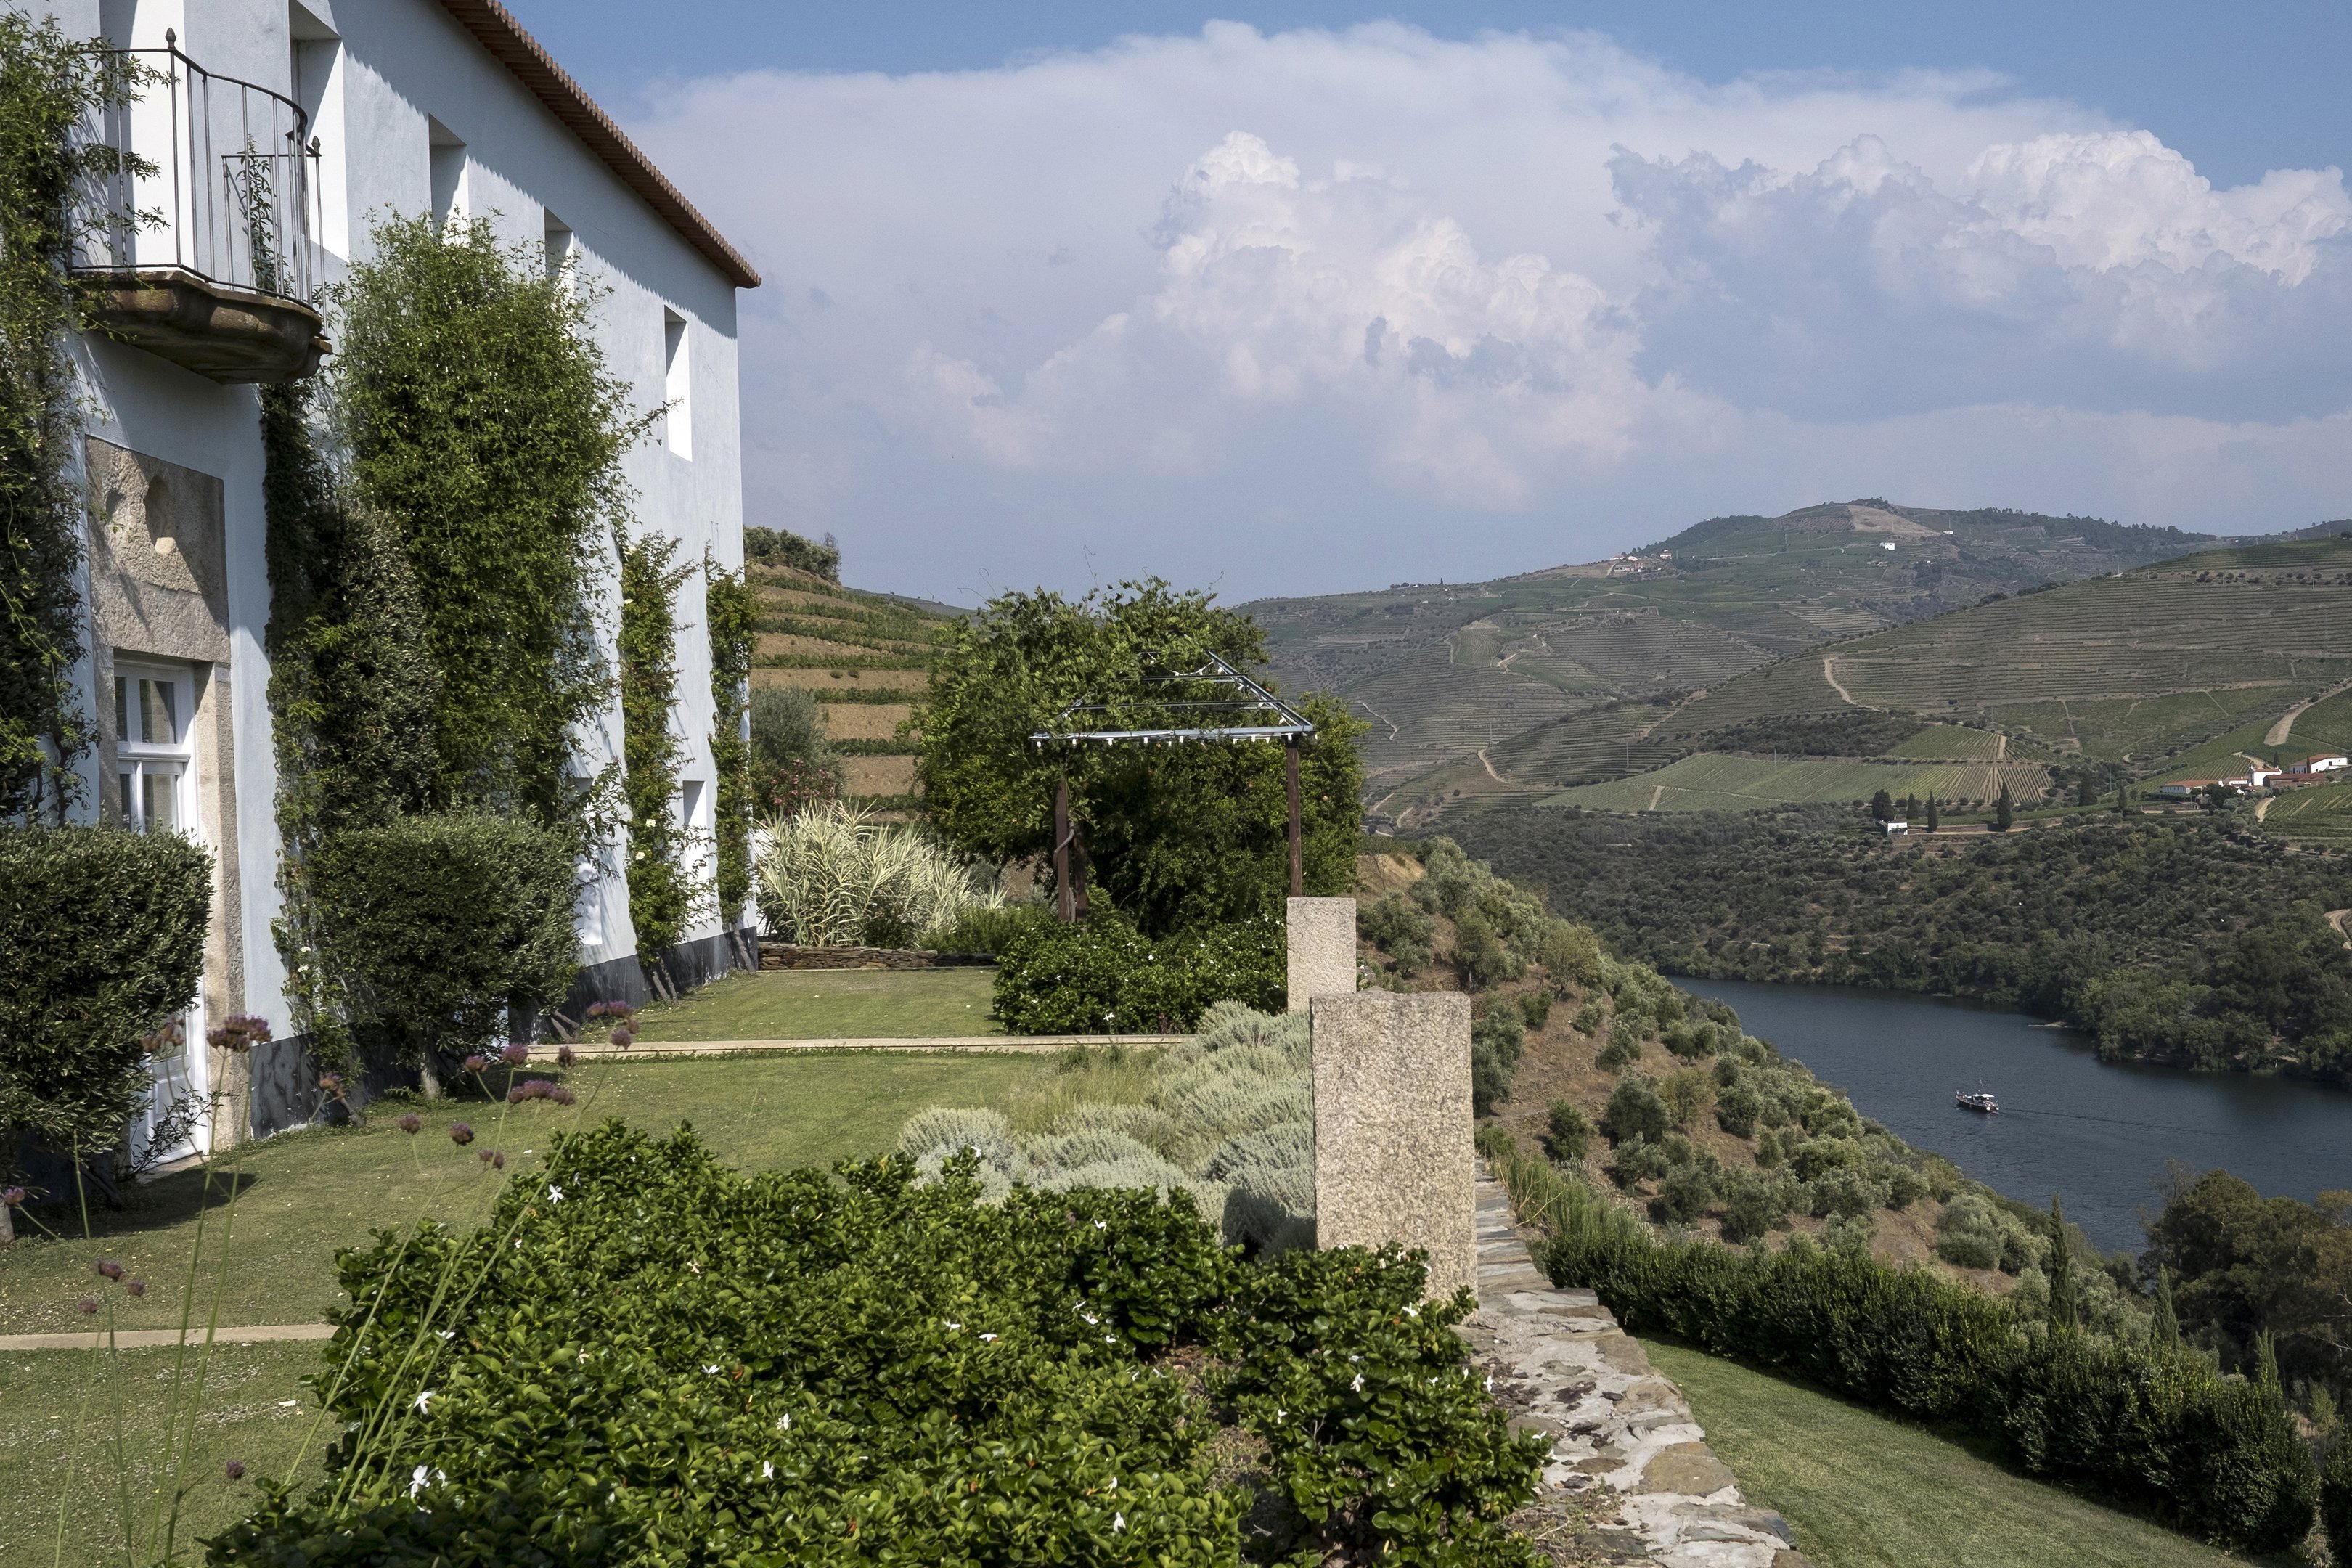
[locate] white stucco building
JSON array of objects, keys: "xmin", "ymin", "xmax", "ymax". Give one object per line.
[{"xmin": 38, "ymin": 0, "xmax": 761, "ymax": 1149}]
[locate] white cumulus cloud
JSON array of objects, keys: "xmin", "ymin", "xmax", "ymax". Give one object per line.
[{"xmin": 624, "ymin": 24, "xmax": 2352, "ymax": 601}]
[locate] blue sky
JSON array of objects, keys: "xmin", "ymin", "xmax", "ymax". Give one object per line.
[{"xmin": 505, "ymin": 2, "xmax": 2352, "ymax": 602}]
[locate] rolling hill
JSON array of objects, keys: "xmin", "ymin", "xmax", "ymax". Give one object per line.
[
  {"xmin": 1241, "ymin": 500, "xmax": 2222, "ymax": 805},
  {"xmin": 1410, "ymin": 531, "xmax": 2352, "ymax": 827}
]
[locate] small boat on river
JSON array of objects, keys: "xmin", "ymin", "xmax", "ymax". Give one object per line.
[{"xmin": 1955, "ymin": 1090, "xmax": 1999, "ymax": 1114}]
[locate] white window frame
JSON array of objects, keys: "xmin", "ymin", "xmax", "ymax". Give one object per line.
[
  {"xmin": 112, "ymin": 656, "xmax": 210, "ymax": 1161},
  {"xmin": 113, "ymin": 660, "xmax": 195, "ymax": 836}
]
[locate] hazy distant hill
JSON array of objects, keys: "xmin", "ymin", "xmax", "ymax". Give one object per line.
[
  {"xmin": 1241, "ymin": 499, "xmax": 2221, "ymax": 802},
  {"xmin": 1410, "ymin": 531, "xmax": 2352, "ymax": 830}
]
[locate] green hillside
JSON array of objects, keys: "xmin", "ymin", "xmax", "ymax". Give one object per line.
[
  {"xmin": 1244, "ymin": 499, "xmax": 2220, "ymax": 799},
  {"xmin": 1411, "ymin": 533, "xmax": 2352, "ymax": 825}
]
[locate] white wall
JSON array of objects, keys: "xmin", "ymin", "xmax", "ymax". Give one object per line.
[{"xmin": 49, "ymin": 0, "xmax": 751, "ymax": 1032}]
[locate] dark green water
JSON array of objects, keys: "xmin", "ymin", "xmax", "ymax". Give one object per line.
[{"xmin": 1688, "ymin": 978, "xmax": 2352, "ymax": 1254}]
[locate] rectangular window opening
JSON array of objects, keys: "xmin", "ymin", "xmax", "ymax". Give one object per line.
[
  {"xmin": 662, "ymin": 309, "xmax": 692, "ymax": 460},
  {"xmin": 544, "ymin": 211, "xmax": 574, "ymax": 282},
  {"xmin": 428, "ymin": 118, "xmax": 467, "ymax": 229}
]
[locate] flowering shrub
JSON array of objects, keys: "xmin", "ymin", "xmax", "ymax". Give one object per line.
[
  {"xmin": 992, "ymin": 914, "xmax": 1284, "ymax": 1034},
  {"xmin": 211, "ymin": 1122, "xmax": 1543, "ymax": 1565}
]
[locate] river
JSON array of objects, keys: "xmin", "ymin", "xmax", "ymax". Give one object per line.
[{"xmin": 1682, "ymin": 978, "xmax": 2352, "ymax": 1255}]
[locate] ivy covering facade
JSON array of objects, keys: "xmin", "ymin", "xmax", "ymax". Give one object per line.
[
  {"xmin": 704, "ymin": 558, "xmax": 758, "ymax": 928},
  {"xmin": 0, "ymin": 17, "xmax": 144, "ymax": 820},
  {"xmin": 617, "ymin": 531, "xmax": 698, "ymax": 981}
]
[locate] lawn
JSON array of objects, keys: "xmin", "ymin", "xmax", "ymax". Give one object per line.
[
  {"xmin": 629, "ymin": 966, "xmax": 1003, "ymax": 1040},
  {"xmin": 0, "ymin": 1339, "xmax": 328, "ymax": 1568},
  {"xmin": 1643, "ymin": 1339, "xmax": 2260, "ymax": 1568},
  {"xmin": 0, "ymin": 1050, "xmax": 1042, "ymax": 1336}
]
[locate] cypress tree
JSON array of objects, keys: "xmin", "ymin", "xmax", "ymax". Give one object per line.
[
  {"xmin": 2323, "ymin": 1433, "xmax": 2352, "ymax": 1567},
  {"xmin": 2046, "ymin": 1193, "xmax": 2078, "ymax": 1332},
  {"xmin": 1924, "ymin": 796, "xmax": 1940, "ymax": 832},
  {"xmin": 1870, "ymin": 788, "xmax": 1894, "ymax": 822},
  {"xmin": 1995, "ymin": 784, "xmax": 2015, "ymax": 831},
  {"xmin": 2254, "ymin": 1328, "xmax": 2282, "ymax": 1391},
  {"xmin": 2152, "ymin": 1264, "xmax": 2180, "ymax": 1347}
]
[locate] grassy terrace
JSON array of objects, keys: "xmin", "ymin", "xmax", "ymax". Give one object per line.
[
  {"xmin": 0, "ymin": 1048, "xmax": 1042, "ymax": 1564},
  {"xmin": 1646, "ymin": 1340, "xmax": 2261, "ymax": 1568},
  {"xmin": 629, "ymin": 965, "xmax": 1001, "ymax": 1040}
]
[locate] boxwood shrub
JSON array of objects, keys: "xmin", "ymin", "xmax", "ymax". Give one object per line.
[
  {"xmin": 992, "ymin": 913, "xmax": 1283, "ymax": 1033},
  {"xmin": 306, "ymin": 812, "xmax": 578, "ymax": 1069},
  {"xmin": 211, "ymin": 1122, "xmax": 1545, "ymax": 1565},
  {"xmin": 1503, "ymin": 1151, "xmax": 2316, "ymax": 1553},
  {"xmin": 0, "ymin": 824, "xmax": 209, "ymax": 1169}
]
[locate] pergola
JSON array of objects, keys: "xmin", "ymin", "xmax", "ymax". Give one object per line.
[{"xmin": 1028, "ymin": 650, "xmax": 1318, "ymax": 920}]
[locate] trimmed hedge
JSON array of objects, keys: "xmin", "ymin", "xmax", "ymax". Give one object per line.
[
  {"xmin": 0, "ymin": 824, "xmax": 209, "ymax": 1164},
  {"xmin": 992, "ymin": 913, "xmax": 1283, "ymax": 1033},
  {"xmin": 1498, "ymin": 1151, "xmax": 2316, "ymax": 1552},
  {"xmin": 210, "ymin": 1122, "xmax": 1545, "ymax": 1565},
  {"xmin": 306, "ymin": 812, "xmax": 577, "ymax": 1069}
]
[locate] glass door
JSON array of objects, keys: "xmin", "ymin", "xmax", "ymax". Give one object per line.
[{"xmin": 114, "ymin": 661, "xmax": 210, "ymax": 1164}]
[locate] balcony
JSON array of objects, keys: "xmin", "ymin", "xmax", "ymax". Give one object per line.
[{"xmin": 74, "ymin": 34, "xmax": 329, "ymax": 384}]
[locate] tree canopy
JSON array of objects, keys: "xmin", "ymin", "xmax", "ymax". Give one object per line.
[{"xmin": 915, "ymin": 581, "xmax": 1363, "ymax": 936}]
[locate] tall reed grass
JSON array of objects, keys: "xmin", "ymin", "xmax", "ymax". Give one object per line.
[{"xmin": 752, "ymin": 802, "xmax": 1002, "ymax": 947}]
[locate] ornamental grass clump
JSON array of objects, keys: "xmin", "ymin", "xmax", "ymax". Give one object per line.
[
  {"xmin": 211, "ymin": 1121, "xmax": 1545, "ymax": 1566},
  {"xmin": 753, "ymin": 800, "xmax": 1003, "ymax": 947},
  {"xmin": 900, "ymin": 1003, "xmax": 1314, "ymax": 1254}
]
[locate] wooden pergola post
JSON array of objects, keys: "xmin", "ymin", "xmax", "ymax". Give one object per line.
[
  {"xmin": 1286, "ymin": 740, "xmax": 1304, "ymax": 899},
  {"xmin": 1053, "ymin": 775, "xmax": 1076, "ymax": 923}
]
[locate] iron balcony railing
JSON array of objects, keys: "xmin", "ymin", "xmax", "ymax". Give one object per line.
[{"xmin": 75, "ymin": 32, "xmax": 322, "ymax": 303}]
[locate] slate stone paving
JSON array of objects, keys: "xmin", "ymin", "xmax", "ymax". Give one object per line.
[{"xmin": 1464, "ymin": 1172, "xmax": 1811, "ymax": 1567}]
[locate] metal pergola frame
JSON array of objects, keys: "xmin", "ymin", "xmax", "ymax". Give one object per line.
[{"xmin": 1028, "ymin": 650, "xmax": 1318, "ymax": 917}]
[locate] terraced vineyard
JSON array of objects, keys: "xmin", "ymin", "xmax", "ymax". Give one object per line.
[
  {"xmin": 1246, "ymin": 500, "xmax": 2224, "ymax": 796},
  {"xmin": 1543, "ymin": 753, "xmax": 2052, "ymax": 814},
  {"xmin": 2263, "ymin": 780, "xmax": 2352, "ymax": 844},
  {"xmin": 748, "ymin": 565, "xmax": 963, "ymax": 807}
]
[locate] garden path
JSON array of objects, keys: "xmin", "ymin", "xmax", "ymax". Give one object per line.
[{"xmin": 1460, "ymin": 1172, "xmax": 1808, "ymax": 1567}]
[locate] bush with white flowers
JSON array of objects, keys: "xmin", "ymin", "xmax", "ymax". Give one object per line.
[{"xmin": 211, "ymin": 1121, "xmax": 1545, "ymax": 1566}]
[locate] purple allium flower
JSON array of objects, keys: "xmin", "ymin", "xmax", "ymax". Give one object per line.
[
  {"xmin": 609, "ymin": 1027, "xmax": 633, "ymax": 1048},
  {"xmin": 491, "ymin": 1151, "xmax": 505, "ymax": 1171},
  {"xmin": 500, "ymin": 1042, "xmax": 529, "ymax": 1066},
  {"xmin": 224, "ymin": 1459, "xmax": 245, "ymax": 1480},
  {"xmin": 449, "ymin": 1122, "xmax": 475, "ymax": 1146},
  {"xmin": 556, "ymin": 1045, "xmax": 577, "ymax": 1069},
  {"xmin": 462, "ymin": 1054, "xmax": 488, "ymax": 1075},
  {"xmin": 399, "ymin": 1113, "xmax": 422, "ymax": 1135},
  {"xmin": 96, "ymin": 1259, "xmax": 124, "ymax": 1281},
  {"xmin": 587, "ymin": 1002, "xmax": 608, "ymax": 1020},
  {"xmin": 1, "ymin": 1186, "xmax": 24, "ymax": 1207},
  {"xmin": 549, "ymin": 1085, "xmax": 576, "ymax": 1106},
  {"xmin": 480, "ymin": 1150, "xmax": 494, "ymax": 1164},
  {"xmin": 505, "ymin": 1085, "xmax": 525, "ymax": 1104},
  {"xmin": 79, "ymin": 1296, "xmax": 99, "ymax": 1315},
  {"xmin": 126, "ymin": 1279, "xmax": 146, "ymax": 1297}
]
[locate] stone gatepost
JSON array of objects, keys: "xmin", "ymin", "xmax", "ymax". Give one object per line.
[
  {"xmin": 1286, "ymin": 896, "xmax": 1357, "ymax": 1013},
  {"xmin": 1310, "ymin": 990, "xmax": 1475, "ymax": 1299}
]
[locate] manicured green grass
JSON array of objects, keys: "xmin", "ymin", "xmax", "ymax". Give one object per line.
[
  {"xmin": 1643, "ymin": 1339, "xmax": 2259, "ymax": 1568},
  {"xmin": 630, "ymin": 967, "xmax": 1003, "ymax": 1040},
  {"xmin": 0, "ymin": 1051, "xmax": 1042, "ymax": 1335},
  {"xmin": 0, "ymin": 1339, "xmax": 327, "ymax": 1568}
]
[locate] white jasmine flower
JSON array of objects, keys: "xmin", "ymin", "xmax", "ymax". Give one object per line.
[
  {"xmin": 705, "ymin": 1365, "xmax": 721, "ymax": 1375},
  {"xmin": 1484, "ymin": 1373, "xmax": 1494, "ymax": 1392},
  {"xmin": 1112, "ymin": 1513, "xmax": 1124, "ymax": 1532},
  {"xmin": 413, "ymin": 1390, "xmax": 434, "ymax": 1414},
  {"xmin": 411, "ymin": 1464, "xmax": 430, "ymax": 1498},
  {"xmin": 546, "ymin": 1185, "xmax": 563, "ymax": 1203},
  {"xmin": 1093, "ymin": 1220, "xmax": 1106, "ymax": 1230},
  {"xmin": 1351, "ymin": 1373, "xmax": 1364, "ymax": 1392},
  {"xmin": 944, "ymin": 1321, "xmax": 961, "ymax": 1331},
  {"xmin": 979, "ymin": 1333, "xmax": 998, "ymax": 1343},
  {"xmin": 762, "ymin": 1461, "xmax": 775, "ymax": 1479}
]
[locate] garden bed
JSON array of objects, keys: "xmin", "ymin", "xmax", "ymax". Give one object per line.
[{"xmin": 759, "ymin": 941, "xmax": 992, "ymax": 970}]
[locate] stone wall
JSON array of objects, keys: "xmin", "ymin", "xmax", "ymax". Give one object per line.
[{"xmin": 1466, "ymin": 1174, "xmax": 1810, "ymax": 1567}]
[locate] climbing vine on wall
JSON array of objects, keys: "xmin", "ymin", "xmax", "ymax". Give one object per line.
[
  {"xmin": 705, "ymin": 555, "xmax": 758, "ymax": 929},
  {"xmin": 0, "ymin": 18, "xmax": 146, "ymax": 819},
  {"xmin": 618, "ymin": 531, "xmax": 700, "ymax": 981},
  {"xmin": 260, "ymin": 382, "xmax": 441, "ymax": 1071},
  {"xmin": 326, "ymin": 215, "xmax": 646, "ymax": 842}
]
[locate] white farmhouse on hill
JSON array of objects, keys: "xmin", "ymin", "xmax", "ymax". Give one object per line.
[{"xmin": 36, "ymin": 0, "xmax": 759, "ymax": 1149}]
